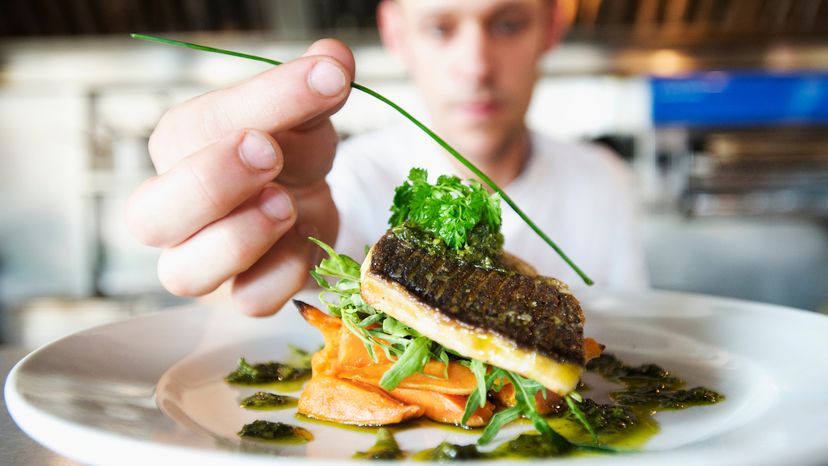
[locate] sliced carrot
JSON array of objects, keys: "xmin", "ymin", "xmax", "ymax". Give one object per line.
[
  {"xmin": 389, "ymin": 387, "xmax": 494, "ymax": 427},
  {"xmin": 337, "ymin": 325, "xmax": 392, "ymax": 368},
  {"xmin": 492, "ymin": 382, "xmax": 563, "ymax": 415},
  {"xmin": 584, "ymin": 337, "xmax": 604, "ymax": 362},
  {"xmin": 298, "ymin": 375, "xmax": 423, "ymax": 426},
  {"xmin": 338, "ymin": 360, "xmax": 476, "ymax": 395},
  {"xmin": 296, "ymin": 301, "xmax": 341, "ymax": 342},
  {"xmin": 296, "ymin": 301, "xmax": 342, "ymax": 376}
]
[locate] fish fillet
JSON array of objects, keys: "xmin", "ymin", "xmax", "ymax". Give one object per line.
[{"xmin": 360, "ymin": 231, "xmax": 586, "ymax": 395}]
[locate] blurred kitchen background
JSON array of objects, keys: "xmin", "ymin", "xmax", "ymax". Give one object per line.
[{"xmin": 1, "ymin": 0, "xmax": 827, "ymax": 349}]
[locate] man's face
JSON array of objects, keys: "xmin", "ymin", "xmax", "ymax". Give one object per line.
[{"xmin": 389, "ymin": 0, "xmax": 555, "ymax": 162}]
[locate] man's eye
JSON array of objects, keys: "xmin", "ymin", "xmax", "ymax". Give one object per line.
[
  {"xmin": 491, "ymin": 19, "xmax": 525, "ymax": 37},
  {"xmin": 425, "ymin": 23, "xmax": 453, "ymax": 39}
]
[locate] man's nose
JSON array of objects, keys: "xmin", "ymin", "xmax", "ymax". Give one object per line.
[{"xmin": 451, "ymin": 23, "xmax": 494, "ymax": 85}]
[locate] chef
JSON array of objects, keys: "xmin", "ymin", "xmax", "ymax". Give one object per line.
[{"xmin": 126, "ymin": 0, "xmax": 648, "ymax": 316}]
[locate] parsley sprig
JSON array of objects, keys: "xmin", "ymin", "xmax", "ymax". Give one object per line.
[{"xmin": 389, "ymin": 168, "xmax": 501, "ymax": 250}]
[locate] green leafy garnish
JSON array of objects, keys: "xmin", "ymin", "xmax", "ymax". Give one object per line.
[
  {"xmin": 468, "ymin": 359, "xmax": 488, "ymax": 409},
  {"xmin": 378, "ymin": 336, "xmax": 431, "ymax": 391},
  {"xmin": 565, "ymin": 394, "xmax": 599, "ymax": 443},
  {"xmin": 309, "ymin": 238, "xmax": 435, "ymax": 391},
  {"xmin": 389, "ymin": 168, "xmax": 501, "ymax": 251},
  {"xmin": 478, "ymin": 405, "xmax": 522, "ymax": 445},
  {"xmin": 129, "ymin": 33, "xmax": 593, "ymax": 285}
]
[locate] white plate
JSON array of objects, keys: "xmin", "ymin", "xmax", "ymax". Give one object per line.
[{"xmin": 6, "ymin": 289, "xmax": 828, "ymax": 466}]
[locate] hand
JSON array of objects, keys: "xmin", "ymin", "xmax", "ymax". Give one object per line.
[{"xmin": 126, "ymin": 39, "xmax": 355, "ymax": 316}]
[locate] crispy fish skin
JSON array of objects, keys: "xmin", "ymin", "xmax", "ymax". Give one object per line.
[{"xmin": 361, "ymin": 232, "xmax": 585, "ymax": 395}]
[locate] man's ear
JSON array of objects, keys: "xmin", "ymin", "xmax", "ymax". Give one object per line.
[
  {"xmin": 542, "ymin": 0, "xmax": 573, "ymax": 52},
  {"xmin": 377, "ymin": 0, "xmax": 406, "ymax": 59}
]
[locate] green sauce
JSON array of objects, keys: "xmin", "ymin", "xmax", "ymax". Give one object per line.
[
  {"xmin": 406, "ymin": 352, "xmax": 721, "ymax": 461},
  {"xmin": 413, "ymin": 432, "xmax": 574, "ymax": 461},
  {"xmin": 239, "ymin": 391, "xmax": 297, "ymax": 410},
  {"xmin": 392, "ymin": 223, "xmax": 505, "ymax": 271},
  {"xmin": 494, "ymin": 432, "xmax": 571, "ymax": 458},
  {"xmin": 354, "ymin": 428, "xmax": 405, "ymax": 460},
  {"xmin": 587, "ymin": 353, "xmax": 725, "ymax": 410},
  {"xmin": 416, "ymin": 441, "xmax": 484, "ymax": 461},
  {"xmin": 546, "ymin": 407, "xmax": 659, "ymax": 450},
  {"xmin": 225, "ymin": 357, "xmax": 310, "ymax": 390},
  {"xmin": 237, "ymin": 420, "xmax": 313, "ymax": 444}
]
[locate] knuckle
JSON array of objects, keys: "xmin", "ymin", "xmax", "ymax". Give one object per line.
[
  {"xmin": 125, "ymin": 182, "xmax": 168, "ymax": 248},
  {"xmin": 187, "ymin": 163, "xmax": 228, "ymax": 215},
  {"xmin": 217, "ymin": 227, "xmax": 250, "ymax": 272},
  {"xmin": 198, "ymin": 94, "xmax": 234, "ymax": 142},
  {"xmin": 157, "ymin": 254, "xmax": 202, "ymax": 297},
  {"xmin": 148, "ymin": 113, "xmax": 194, "ymax": 175}
]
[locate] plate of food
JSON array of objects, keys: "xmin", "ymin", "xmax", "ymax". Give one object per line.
[
  {"xmin": 6, "ymin": 286, "xmax": 828, "ymax": 465},
  {"xmin": 6, "ymin": 168, "xmax": 828, "ymax": 466}
]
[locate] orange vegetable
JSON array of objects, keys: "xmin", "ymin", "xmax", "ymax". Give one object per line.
[
  {"xmin": 296, "ymin": 301, "xmax": 342, "ymax": 376},
  {"xmin": 338, "ymin": 360, "xmax": 476, "ymax": 395},
  {"xmin": 585, "ymin": 337, "xmax": 604, "ymax": 362},
  {"xmin": 389, "ymin": 387, "xmax": 494, "ymax": 427},
  {"xmin": 298, "ymin": 375, "xmax": 423, "ymax": 426},
  {"xmin": 337, "ymin": 324, "xmax": 391, "ymax": 368},
  {"xmin": 296, "ymin": 300, "xmax": 605, "ymax": 426},
  {"xmin": 492, "ymin": 382, "xmax": 563, "ymax": 415}
]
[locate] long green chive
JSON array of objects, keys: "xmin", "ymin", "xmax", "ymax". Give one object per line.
[{"xmin": 131, "ymin": 33, "xmax": 593, "ymax": 285}]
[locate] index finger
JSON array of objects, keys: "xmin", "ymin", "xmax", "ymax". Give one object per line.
[{"xmin": 149, "ymin": 40, "xmax": 355, "ymax": 174}]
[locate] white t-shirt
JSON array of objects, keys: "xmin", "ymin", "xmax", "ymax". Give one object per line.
[{"xmin": 327, "ymin": 124, "xmax": 649, "ymax": 291}]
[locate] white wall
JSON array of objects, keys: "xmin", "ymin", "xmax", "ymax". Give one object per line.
[{"xmin": 0, "ymin": 85, "xmax": 90, "ymax": 301}]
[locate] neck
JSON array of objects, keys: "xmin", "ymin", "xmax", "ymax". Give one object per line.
[{"xmin": 450, "ymin": 127, "xmax": 531, "ymax": 189}]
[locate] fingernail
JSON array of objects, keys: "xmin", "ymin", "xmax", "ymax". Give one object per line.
[
  {"xmin": 239, "ymin": 131, "xmax": 277, "ymax": 171},
  {"xmin": 259, "ymin": 187, "xmax": 293, "ymax": 221},
  {"xmin": 309, "ymin": 60, "xmax": 347, "ymax": 97}
]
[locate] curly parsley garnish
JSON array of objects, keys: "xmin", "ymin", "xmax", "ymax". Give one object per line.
[{"xmin": 389, "ymin": 168, "xmax": 502, "ymax": 251}]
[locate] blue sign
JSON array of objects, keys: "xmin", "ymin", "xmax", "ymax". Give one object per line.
[{"xmin": 651, "ymin": 72, "xmax": 828, "ymax": 127}]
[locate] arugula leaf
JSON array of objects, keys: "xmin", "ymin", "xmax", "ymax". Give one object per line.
[
  {"xmin": 436, "ymin": 348, "xmax": 450, "ymax": 379},
  {"xmin": 462, "ymin": 366, "xmax": 503, "ymax": 428},
  {"xmin": 566, "ymin": 394, "xmax": 599, "ymax": 443},
  {"xmin": 469, "ymin": 359, "xmax": 488, "ymax": 409},
  {"xmin": 379, "ymin": 336, "xmax": 432, "ymax": 391},
  {"xmin": 461, "ymin": 385, "xmax": 484, "ymax": 427},
  {"xmin": 505, "ymin": 372, "xmax": 573, "ymax": 451},
  {"xmin": 478, "ymin": 406, "xmax": 522, "ymax": 445},
  {"xmin": 389, "ymin": 168, "xmax": 502, "ymax": 250}
]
